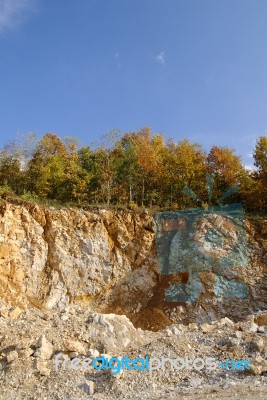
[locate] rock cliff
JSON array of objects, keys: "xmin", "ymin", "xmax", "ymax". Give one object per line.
[{"xmin": 0, "ymin": 199, "xmax": 266, "ymax": 330}]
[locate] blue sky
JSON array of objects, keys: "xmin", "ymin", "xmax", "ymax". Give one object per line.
[{"xmin": 0, "ymin": 0, "xmax": 267, "ymax": 167}]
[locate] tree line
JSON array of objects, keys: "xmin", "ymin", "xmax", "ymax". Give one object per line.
[{"xmin": 0, "ymin": 128, "xmax": 266, "ymax": 213}]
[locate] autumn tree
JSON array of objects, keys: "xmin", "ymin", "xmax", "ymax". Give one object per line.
[
  {"xmin": 0, "ymin": 153, "xmax": 22, "ymax": 194},
  {"xmin": 0, "ymin": 132, "xmax": 38, "ymax": 195},
  {"xmin": 0, "ymin": 130, "xmax": 265, "ymax": 212},
  {"xmin": 207, "ymin": 146, "xmax": 248, "ymax": 203},
  {"xmin": 254, "ymin": 136, "xmax": 267, "ymax": 173},
  {"xmin": 121, "ymin": 128, "xmax": 165, "ymax": 206},
  {"xmin": 26, "ymin": 133, "xmax": 66, "ymax": 198},
  {"xmin": 159, "ymin": 139, "xmax": 207, "ymax": 208},
  {"xmin": 252, "ymin": 136, "xmax": 267, "ymax": 212}
]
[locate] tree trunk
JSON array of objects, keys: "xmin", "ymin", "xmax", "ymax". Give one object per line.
[
  {"xmin": 107, "ymin": 180, "xmax": 111, "ymax": 205},
  {"xmin": 141, "ymin": 178, "xmax": 145, "ymax": 206},
  {"xmin": 129, "ymin": 184, "xmax": 132, "ymax": 203}
]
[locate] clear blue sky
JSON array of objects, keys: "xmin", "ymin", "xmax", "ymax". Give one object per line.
[{"xmin": 0, "ymin": 0, "xmax": 267, "ymax": 167}]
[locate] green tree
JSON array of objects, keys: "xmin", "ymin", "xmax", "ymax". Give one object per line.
[
  {"xmin": 254, "ymin": 136, "xmax": 267, "ymax": 173},
  {"xmin": 26, "ymin": 133, "xmax": 67, "ymax": 198},
  {"xmin": 252, "ymin": 136, "xmax": 267, "ymax": 212}
]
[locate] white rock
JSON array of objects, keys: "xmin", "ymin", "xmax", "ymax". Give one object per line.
[
  {"xmin": 241, "ymin": 322, "xmax": 258, "ymax": 333},
  {"xmin": 9, "ymin": 307, "xmax": 23, "ymax": 319},
  {"xmin": 220, "ymin": 317, "xmax": 234, "ymax": 326},
  {"xmin": 6, "ymin": 350, "xmax": 18, "ymax": 363},
  {"xmin": 188, "ymin": 323, "xmax": 198, "ymax": 331},
  {"xmin": 201, "ymin": 323, "xmax": 215, "ymax": 333},
  {"xmin": 88, "ymin": 348, "xmax": 100, "ymax": 358},
  {"xmin": 64, "ymin": 339, "xmax": 86, "ymax": 354},
  {"xmin": 249, "ymin": 356, "xmax": 267, "ymax": 375},
  {"xmin": 19, "ymin": 348, "xmax": 34, "ymax": 358},
  {"xmin": 34, "ymin": 335, "xmax": 54, "ymax": 360},
  {"xmin": 252, "ymin": 337, "xmax": 265, "ymax": 352},
  {"xmin": 36, "ymin": 361, "xmax": 51, "ymax": 376}
]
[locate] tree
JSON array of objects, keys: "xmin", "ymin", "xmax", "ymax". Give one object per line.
[
  {"xmin": 123, "ymin": 127, "xmax": 165, "ymax": 206},
  {"xmin": 252, "ymin": 136, "xmax": 267, "ymax": 212},
  {"xmin": 160, "ymin": 139, "xmax": 207, "ymax": 208},
  {"xmin": 0, "ymin": 132, "xmax": 38, "ymax": 195},
  {"xmin": 26, "ymin": 133, "xmax": 67, "ymax": 198},
  {"xmin": 254, "ymin": 136, "xmax": 267, "ymax": 173},
  {"xmin": 0, "ymin": 153, "xmax": 22, "ymax": 194},
  {"xmin": 207, "ymin": 146, "xmax": 246, "ymax": 202}
]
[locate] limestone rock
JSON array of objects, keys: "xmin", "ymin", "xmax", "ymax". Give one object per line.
[
  {"xmin": 6, "ymin": 350, "xmax": 18, "ymax": 363},
  {"xmin": 88, "ymin": 348, "xmax": 100, "ymax": 358},
  {"xmin": 36, "ymin": 361, "xmax": 51, "ymax": 376},
  {"xmin": 79, "ymin": 381, "xmax": 94, "ymax": 395},
  {"xmin": 220, "ymin": 317, "xmax": 234, "ymax": 326},
  {"xmin": 201, "ymin": 323, "xmax": 215, "ymax": 333},
  {"xmin": 252, "ymin": 337, "xmax": 265, "ymax": 352},
  {"xmin": 19, "ymin": 348, "xmax": 34, "ymax": 358},
  {"xmin": 64, "ymin": 339, "xmax": 86, "ymax": 354},
  {"xmin": 255, "ymin": 312, "xmax": 267, "ymax": 327},
  {"xmin": 249, "ymin": 356, "xmax": 267, "ymax": 375},
  {"xmin": 240, "ymin": 321, "xmax": 258, "ymax": 333},
  {"xmin": 9, "ymin": 307, "xmax": 23, "ymax": 319},
  {"xmin": 34, "ymin": 335, "xmax": 54, "ymax": 360},
  {"xmin": 188, "ymin": 323, "xmax": 198, "ymax": 331}
]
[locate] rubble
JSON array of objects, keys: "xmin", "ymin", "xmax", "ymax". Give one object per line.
[
  {"xmin": 0, "ymin": 304, "xmax": 266, "ymax": 399},
  {"xmin": 6, "ymin": 350, "xmax": 18, "ymax": 363},
  {"xmin": 64, "ymin": 339, "xmax": 86, "ymax": 354},
  {"xmin": 255, "ymin": 311, "xmax": 267, "ymax": 326},
  {"xmin": 249, "ymin": 356, "xmax": 267, "ymax": 375},
  {"xmin": 34, "ymin": 335, "xmax": 54, "ymax": 360},
  {"xmin": 0, "ymin": 201, "xmax": 266, "ymax": 399}
]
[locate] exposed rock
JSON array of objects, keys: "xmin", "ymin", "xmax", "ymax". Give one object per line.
[
  {"xmin": 36, "ymin": 361, "xmax": 51, "ymax": 376},
  {"xmin": 255, "ymin": 312, "xmax": 267, "ymax": 326},
  {"xmin": 251, "ymin": 337, "xmax": 265, "ymax": 352},
  {"xmin": 200, "ymin": 323, "xmax": 215, "ymax": 333},
  {"xmin": 64, "ymin": 339, "xmax": 86, "ymax": 354},
  {"xmin": 249, "ymin": 356, "xmax": 267, "ymax": 375},
  {"xmin": 0, "ymin": 199, "xmax": 266, "ymax": 330},
  {"xmin": 0, "ymin": 201, "xmax": 266, "ymax": 399},
  {"xmin": 9, "ymin": 307, "xmax": 23, "ymax": 319},
  {"xmin": 18, "ymin": 348, "xmax": 34, "ymax": 358},
  {"xmin": 79, "ymin": 381, "xmax": 94, "ymax": 395},
  {"xmin": 240, "ymin": 321, "xmax": 258, "ymax": 333},
  {"xmin": 88, "ymin": 348, "xmax": 100, "ymax": 358},
  {"xmin": 6, "ymin": 350, "xmax": 18, "ymax": 363},
  {"xmin": 219, "ymin": 317, "xmax": 234, "ymax": 326},
  {"xmin": 0, "ymin": 308, "xmax": 9, "ymax": 318},
  {"xmin": 188, "ymin": 323, "xmax": 198, "ymax": 331},
  {"xmin": 34, "ymin": 335, "xmax": 54, "ymax": 360},
  {"xmin": 189, "ymin": 377, "xmax": 203, "ymax": 387}
]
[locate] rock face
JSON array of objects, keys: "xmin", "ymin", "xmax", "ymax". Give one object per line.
[
  {"xmin": 0, "ymin": 199, "xmax": 156, "ymax": 315},
  {"xmin": 0, "ymin": 199, "xmax": 266, "ymax": 399},
  {"xmin": 0, "ymin": 198, "xmax": 266, "ymax": 329}
]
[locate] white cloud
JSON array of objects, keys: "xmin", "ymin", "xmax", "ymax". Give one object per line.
[
  {"xmin": 244, "ymin": 164, "xmax": 256, "ymax": 172},
  {"xmin": 0, "ymin": 0, "xmax": 38, "ymax": 34},
  {"xmin": 155, "ymin": 52, "xmax": 166, "ymax": 65}
]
